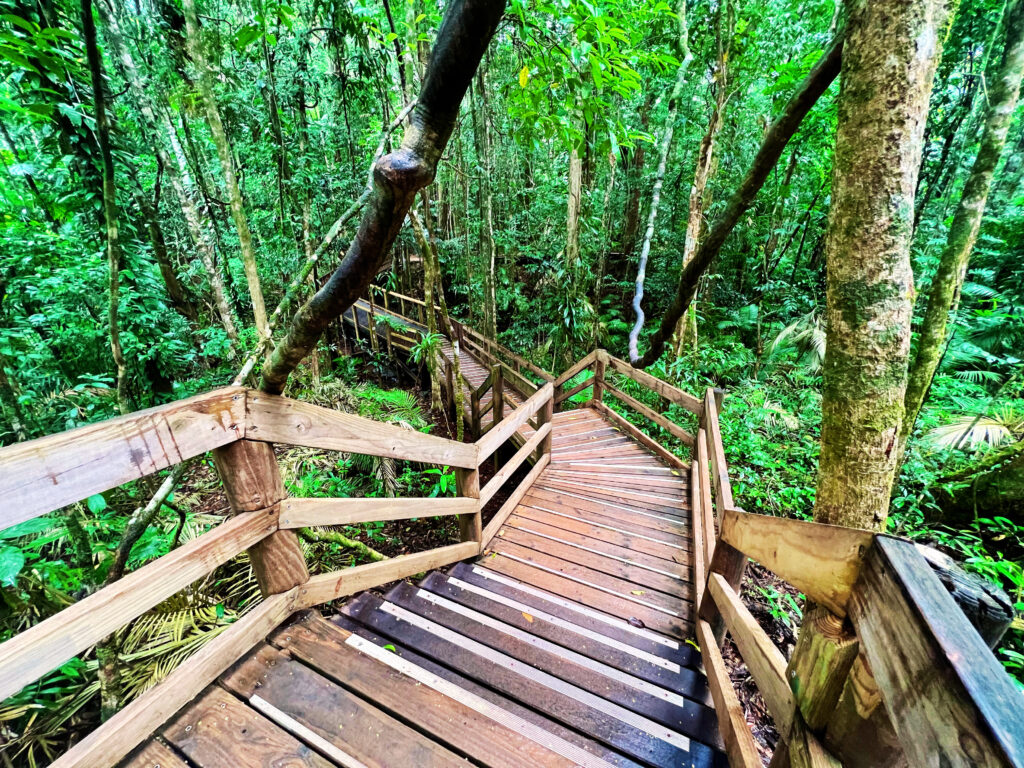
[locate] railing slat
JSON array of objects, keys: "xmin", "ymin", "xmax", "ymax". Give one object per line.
[
  {"xmin": 589, "ymin": 401, "xmax": 687, "ymax": 470},
  {"xmin": 0, "ymin": 386, "xmax": 245, "ymax": 528},
  {"xmin": 247, "ymin": 390, "xmax": 478, "ymax": 469},
  {"xmin": 849, "ymin": 537, "xmax": 1024, "ymax": 768},
  {"xmin": 279, "ymin": 497, "xmax": 477, "ymax": 528},
  {"xmin": 703, "ymin": 388, "xmax": 733, "ymax": 512},
  {"xmin": 606, "ymin": 355, "xmax": 703, "ymax": 415},
  {"xmin": 51, "ymin": 587, "xmax": 299, "ymax": 768},
  {"xmin": 0, "ymin": 508, "xmax": 276, "ymax": 702},
  {"xmin": 552, "ymin": 350, "xmax": 598, "ymax": 387},
  {"xmin": 481, "ymin": 453, "xmax": 550, "ymax": 547},
  {"xmin": 476, "ymin": 384, "xmax": 553, "ymax": 462},
  {"xmin": 604, "ymin": 383, "xmax": 695, "ymax": 447},
  {"xmin": 707, "ymin": 572, "xmax": 794, "ymax": 734},
  {"xmin": 554, "ymin": 374, "xmax": 595, "ymax": 404},
  {"xmin": 299, "ymin": 541, "xmax": 479, "ymax": 607},
  {"xmin": 479, "ymin": 422, "xmax": 551, "ymax": 507},
  {"xmin": 720, "ymin": 507, "xmax": 872, "ymax": 617}
]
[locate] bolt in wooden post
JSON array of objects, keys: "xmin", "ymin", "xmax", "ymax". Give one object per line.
[
  {"xmin": 593, "ymin": 350, "xmax": 606, "ymax": 403},
  {"xmin": 455, "ymin": 467, "xmax": 481, "ymax": 548},
  {"xmin": 212, "ymin": 440, "xmax": 308, "ymax": 596}
]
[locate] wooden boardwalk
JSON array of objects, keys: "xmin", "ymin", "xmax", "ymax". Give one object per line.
[{"xmin": 125, "ymin": 405, "xmax": 725, "ymax": 768}]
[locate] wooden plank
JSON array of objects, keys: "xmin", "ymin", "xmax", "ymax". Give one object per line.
[
  {"xmin": 221, "ymin": 644, "xmax": 467, "ymax": 767},
  {"xmin": 690, "ymin": 459, "xmax": 706, "ymax": 613},
  {"xmin": 476, "ymin": 384, "xmax": 553, "ymax": 462},
  {"xmin": 554, "ymin": 375, "xmax": 595, "ymax": 404},
  {"xmin": 121, "ymin": 740, "xmax": 190, "ymax": 768},
  {"xmin": 162, "ymin": 685, "xmax": 334, "ymax": 767},
  {"xmin": 279, "ymin": 496, "xmax": 477, "ymax": 528},
  {"xmin": 0, "ymin": 386, "xmax": 245, "ymax": 528},
  {"xmin": 274, "ymin": 613, "xmax": 585, "ymax": 767},
  {"xmin": 590, "ymin": 401, "xmax": 687, "ymax": 469},
  {"xmin": 606, "ymin": 355, "xmax": 703, "ymax": 415},
  {"xmin": 702, "ymin": 389, "xmax": 733, "ymax": 512},
  {"xmin": 697, "ymin": 429, "xmax": 716, "ymax": 569},
  {"xmin": 479, "ymin": 422, "xmax": 551, "ymax": 507},
  {"xmin": 54, "ymin": 588, "xmax": 298, "ymax": 768},
  {"xmin": 299, "ymin": 542, "xmax": 479, "ymax": 607},
  {"xmin": 0, "ymin": 509, "xmax": 277, "ymax": 703},
  {"xmin": 707, "ymin": 572, "xmax": 793, "ymax": 734},
  {"xmin": 848, "ymin": 536, "xmax": 1024, "ymax": 768},
  {"xmin": 246, "ymin": 390, "xmax": 479, "ymax": 469},
  {"xmin": 552, "ymin": 350, "xmax": 598, "ymax": 387},
  {"xmin": 604, "ymin": 384, "xmax": 695, "ymax": 447},
  {"xmin": 696, "ymin": 618, "xmax": 761, "ymax": 768},
  {"xmin": 720, "ymin": 507, "xmax": 873, "ymax": 617},
  {"xmin": 480, "ymin": 453, "xmax": 549, "ymax": 547}
]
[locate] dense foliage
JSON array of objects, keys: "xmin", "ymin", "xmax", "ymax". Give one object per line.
[{"xmin": 0, "ymin": 0, "xmax": 1021, "ymax": 759}]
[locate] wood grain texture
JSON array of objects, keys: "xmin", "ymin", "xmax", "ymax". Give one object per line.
[
  {"xmin": 697, "ymin": 429, "xmax": 716, "ymax": 570},
  {"xmin": 848, "ymin": 536, "xmax": 1024, "ymax": 768},
  {"xmin": 0, "ymin": 386, "xmax": 245, "ymax": 529},
  {"xmin": 707, "ymin": 572, "xmax": 793, "ymax": 734},
  {"xmin": 299, "ymin": 542, "xmax": 479, "ymax": 608},
  {"xmin": 696, "ymin": 618, "xmax": 761, "ymax": 768},
  {"xmin": 606, "ymin": 355, "xmax": 703, "ymax": 414},
  {"xmin": 720, "ymin": 507, "xmax": 873, "ymax": 617},
  {"xmin": 54, "ymin": 588, "xmax": 298, "ymax": 768},
  {"xmin": 476, "ymin": 384, "xmax": 553, "ymax": 462},
  {"xmin": 702, "ymin": 388, "xmax": 733, "ymax": 512},
  {"xmin": 280, "ymin": 496, "xmax": 477, "ymax": 527},
  {"xmin": 786, "ymin": 606, "xmax": 859, "ymax": 731},
  {"xmin": 0, "ymin": 509, "xmax": 276, "ymax": 703},
  {"xmin": 120, "ymin": 739, "xmax": 190, "ymax": 768},
  {"xmin": 246, "ymin": 389, "xmax": 478, "ymax": 468}
]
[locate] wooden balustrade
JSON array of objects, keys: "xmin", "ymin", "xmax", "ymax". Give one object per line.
[{"xmin": 0, "ymin": 380, "xmax": 556, "ymax": 768}]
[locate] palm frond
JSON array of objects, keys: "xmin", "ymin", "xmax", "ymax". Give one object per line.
[{"xmin": 926, "ymin": 416, "xmax": 1013, "ymax": 450}]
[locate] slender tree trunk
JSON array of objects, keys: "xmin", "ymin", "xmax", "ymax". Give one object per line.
[
  {"xmin": 183, "ymin": 0, "xmax": 271, "ymax": 345},
  {"xmin": 592, "ymin": 150, "xmax": 617, "ymax": 345},
  {"xmin": 814, "ymin": 0, "xmax": 947, "ymax": 530},
  {"xmin": 471, "ymin": 69, "xmax": 498, "ymax": 338},
  {"xmin": 565, "ymin": 141, "xmax": 583, "ymax": 272},
  {"xmin": 0, "ymin": 119, "xmax": 56, "ymax": 228},
  {"xmin": 898, "ymin": 0, "xmax": 1024, "ymax": 468},
  {"xmin": 83, "ymin": 0, "xmax": 127, "ymax": 417},
  {"xmin": 634, "ymin": 35, "xmax": 843, "ymax": 366},
  {"xmin": 627, "ymin": 0, "xmax": 693, "ymax": 361},
  {"xmin": 261, "ymin": 0, "xmax": 506, "ymax": 394}
]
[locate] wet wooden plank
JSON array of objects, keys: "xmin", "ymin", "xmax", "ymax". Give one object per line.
[
  {"xmin": 121, "ymin": 740, "xmax": 190, "ymax": 768},
  {"xmin": 220, "ymin": 644, "xmax": 467, "ymax": 767},
  {"xmin": 523, "ymin": 489, "xmax": 692, "ymax": 537},
  {"xmin": 161, "ymin": 687, "xmax": 334, "ymax": 768}
]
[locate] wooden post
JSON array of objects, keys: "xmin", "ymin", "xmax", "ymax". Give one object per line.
[
  {"xmin": 455, "ymin": 467, "xmax": 481, "ymax": 548},
  {"xmin": 351, "ymin": 307, "xmax": 360, "ymax": 343},
  {"xmin": 593, "ymin": 350, "xmax": 606, "ymax": 403},
  {"xmin": 471, "ymin": 389, "xmax": 481, "ymax": 438},
  {"xmin": 536, "ymin": 390, "xmax": 553, "ymax": 463},
  {"xmin": 786, "ymin": 606, "xmax": 860, "ymax": 731},
  {"xmin": 445, "ymin": 357, "xmax": 454, "ymax": 411},
  {"xmin": 212, "ymin": 440, "xmax": 308, "ymax": 596},
  {"xmin": 492, "ymin": 365, "xmax": 504, "ymax": 423},
  {"xmin": 367, "ymin": 299, "xmax": 380, "ymax": 353},
  {"xmin": 400, "ymin": 296, "xmax": 406, "ymax": 317}
]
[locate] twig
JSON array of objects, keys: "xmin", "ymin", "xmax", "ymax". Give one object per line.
[{"xmin": 299, "ymin": 527, "xmax": 388, "ymax": 562}]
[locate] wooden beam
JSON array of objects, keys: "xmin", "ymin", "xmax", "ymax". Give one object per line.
[
  {"xmin": 480, "ymin": 453, "xmax": 550, "ymax": 548},
  {"xmin": 0, "ymin": 386, "xmax": 245, "ymax": 529},
  {"xmin": 604, "ymin": 384, "xmax": 695, "ymax": 447},
  {"xmin": 719, "ymin": 507, "xmax": 873, "ymax": 617},
  {"xmin": 51, "ymin": 588, "xmax": 298, "ymax": 768},
  {"xmin": 554, "ymin": 375, "xmax": 595, "ymax": 404},
  {"xmin": 476, "ymin": 383, "xmax": 553, "ymax": 462},
  {"xmin": 696, "ymin": 618, "xmax": 761, "ymax": 768},
  {"xmin": 707, "ymin": 572, "xmax": 794, "ymax": 734},
  {"xmin": 246, "ymin": 390, "xmax": 478, "ymax": 469},
  {"xmin": 690, "ymin": 459, "xmax": 706, "ymax": 610},
  {"xmin": 606, "ymin": 355, "xmax": 703, "ymax": 415},
  {"xmin": 552, "ymin": 350, "xmax": 598, "ymax": 387},
  {"xmin": 697, "ymin": 429, "xmax": 716, "ymax": 568},
  {"xmin": 479, "ymin": 422, "xmax": 551, "ymax": 507},
  {"xmin": 455, "ymin": 466, "xmax": 482, "ymax": 545},
  {"xmin": 786, "ymin": 606, "xmax": 859, "ymax": 731},
  {"xmin": 0, "ymin": 509, "xmax": 276, "ymax": 702},
  {"xmin": 703, "ymin": 388, "xmax": 733, "ymax": 512},
  {"xmin": 589, "ymin": 401, "xmax": 687, "ymax": 470},
  {"xmin": 279, "ymin": 497, "xmax": 477, "ymax": 528},
  {"xmin": 299, "ymin": 542, "xmax": 479, "ymax": 607},
  {"xmin": 849, "ymin": 536, "xmax": 1024, "ymax": 768}
]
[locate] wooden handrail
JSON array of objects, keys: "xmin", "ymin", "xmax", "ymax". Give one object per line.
[
  {"xmin": 605, "ymin": 355, "xmax": 703, "ymax": 415},
  {"xmin": 479, "ymin": 422, "xmax": 551, "ymax": 507},
  {"xmin": 476, "ymin": 383, "xmax": 553, "ymax": 462},
  {"xmin": 279, "ymin": 497, "xmax": 477, "ymax": 527}
]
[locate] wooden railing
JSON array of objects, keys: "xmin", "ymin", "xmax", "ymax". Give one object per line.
[
  {"xmin": 0, "ymin": 382, "xmax": 554, "ymax": 768},
  {"xmin": 553, "ymin": 349, "xmax": 703, "ymax": 469},
  {"xmin": 689, "ymin": 387, "xmax": 1024, "ymax": 768}
]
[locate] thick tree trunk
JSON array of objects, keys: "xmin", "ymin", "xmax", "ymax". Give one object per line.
[
  {"xmin": 627, "ymin": 0, "xmax": 693, "ymax": 362},
  {"xmin": 183, "ymin": 0, "xmax": 271, "ymax": 344},
  {"xmin": 813, "ymin": 0, "xmax": 947, "ymax": 530},
  {"xmin": 261, "ymin": 0, "xmax": 506, "ymax": 394},
  {"xmin": 898, "ymin": 0, "xmax": 1024, "ymax": 463},
  {"xmin": 634, "ymin": 35, "xmax": 843, "ymax": 367},
  {"xmin": 83, "ymin": 0, "xmax": 128, "ymax": 417}
]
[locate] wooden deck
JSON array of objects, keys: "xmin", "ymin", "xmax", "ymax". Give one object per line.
[{"xmin": 123, "ymin": 401, "xmax": 725, "ymax": 768}]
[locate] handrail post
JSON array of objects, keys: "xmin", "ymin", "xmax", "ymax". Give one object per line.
[
  {"xmin": 471, "ymin": 387, "xmax": 481, "ymax": 438},
  {"xmin": 593, "ymin": 349, "xmax": 606, "ymax": 403},
  {"xmin": 212, "ymin": 440, "xmax": 309, "ymax": 596},
  {"xmin": 444, "ymin": 356, "xmax": 454, "ymax": 412},
  {"xmin": 536, "ymin": 388, "xmax": 553, "ymax": 463},
  {"xmin": 455, "ymin": 466, "xmax": 482, "ymax": 549}
]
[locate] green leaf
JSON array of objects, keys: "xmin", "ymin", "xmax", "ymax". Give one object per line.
[
  {"xmin": 86, "ymin": 494, "xmax": 107, "ymax": 514},
  {"xmin": 0, "ymin": 517, "xmax": 53, "ymax": 539},
  {"xmin": 0, "ymin": 545, "xmax": 25, "ymax": 586}
]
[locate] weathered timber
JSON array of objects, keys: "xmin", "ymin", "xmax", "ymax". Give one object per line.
[
  {"xmin": 848, "ymin": 536, "xmax": 1024, "ymax": 768},
  {"xmin": 786, "ymin": 605, "xmax": 859, "ymax": 731},
  {"xmin": 0, "ymin": 386, "xmax": 245, "ymax": 528},
  {"xmin": 552, "ymin": 350, "xmax": 598, "ymax": 387},
  {"xmin": 554, "ymin": 375, "xmax": 596, "ymax": 404},
  {"xmin": 703, "ymin": 388, "xmax": 733, "ymax": 512},
  {"xmin": 456, "ymin": 466, "xmax": 482, "ymax": 544},
  {"xmin": 0, "ymin": 509, "xmax": 276, "ymax": 703},
  {"xmin": 279, "ymin": 496, "xmax": 477, "ymax": 527},
  {"xmin": 719, "ymin": 507, "xmax": 872, "ymax": 617},
  {"xmin": 246, "ymin": 389, "xmax": 478, "ymax": 468}
]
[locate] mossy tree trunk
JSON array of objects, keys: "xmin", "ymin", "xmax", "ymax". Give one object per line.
[
  {"xmin": 897, "ymin": 0, "xmax": 1024, "ymax": 467},
  {"xmin": 813, "ymin": 0, "xmax": 948, "ymax": 530}
]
